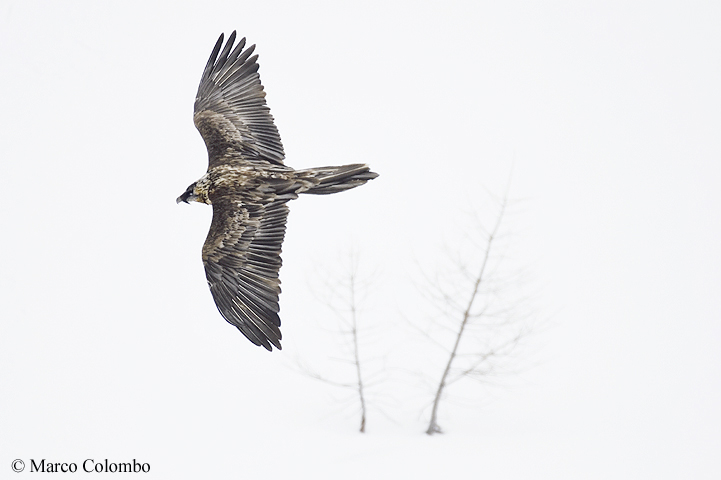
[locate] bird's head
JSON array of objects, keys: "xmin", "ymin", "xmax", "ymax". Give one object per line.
[
  {"xmin": 178, "ymin": 175, "xmax": 212, "ymax": 205},
  {"xmin": 177, "ymin": 182, "xmax": 199, "ymax": 204}
]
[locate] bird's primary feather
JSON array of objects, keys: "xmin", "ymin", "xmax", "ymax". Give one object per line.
[{"xmin": 194, "ymin": 31, "xmax": 285, "ymax": 167}]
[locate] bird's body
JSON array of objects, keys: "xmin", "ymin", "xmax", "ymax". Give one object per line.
[{"xmin": 178, "ymin": 32, "xmax": 377, "ymax": 351}]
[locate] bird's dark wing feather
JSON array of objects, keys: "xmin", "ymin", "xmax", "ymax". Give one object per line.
[
  {"xmin": 202, "ymin": 195, "xmax": 289, "ymax": 351},
  {"xmin": 194, "ymin": 31, "xmax": 285, "ymax": 168}
]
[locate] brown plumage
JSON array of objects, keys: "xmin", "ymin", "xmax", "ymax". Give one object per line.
[{"xmin": 177, "ymin": 32, "xmax": 378, "ymax": 351}]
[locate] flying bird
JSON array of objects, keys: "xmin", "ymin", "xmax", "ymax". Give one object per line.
[{"xmin": 177, "ymin": 32, "xmax": 378, "ymax": 351}]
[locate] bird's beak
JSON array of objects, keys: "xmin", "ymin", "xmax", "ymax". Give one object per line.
[{"xmin": 177, "ymin": 191, "xmax": 191, "ymax": 204}]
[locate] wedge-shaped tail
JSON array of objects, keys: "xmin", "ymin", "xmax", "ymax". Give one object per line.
[{"xmin": 299, "ymin": 164, "xmax": 379, "ymax": 195}]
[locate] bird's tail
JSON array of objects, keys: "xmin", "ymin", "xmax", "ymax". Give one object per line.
[{"xmin": 299, "ymin": 164, "xmax": 378, "ymax": 195}]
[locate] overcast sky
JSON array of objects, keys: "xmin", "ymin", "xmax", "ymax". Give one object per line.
[{"xmin": 1, "ymin": 1, "xmax": 720, "ymax": 478}]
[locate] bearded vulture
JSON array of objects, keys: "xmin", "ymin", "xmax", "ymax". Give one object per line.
[{"xmin": 177, "ymin": 32, "xmax": 378, "ymax": 351}]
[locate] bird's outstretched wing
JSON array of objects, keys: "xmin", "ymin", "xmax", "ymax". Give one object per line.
[
  {"xmin": 202, "ymin": 196, "xmax": 289, "ymax": 351},
  {"xmin": 194, "ymin": 31, "xmax": 285, "ymax": 167}
]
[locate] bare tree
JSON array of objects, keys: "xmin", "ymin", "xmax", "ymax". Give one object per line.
[
  {"xmin": 334, "ymin": 253, "xmax": 368, "ymax": 432},
  {"xmin": 419, "ymin": 188, "xmax": 533, "ymax": 435},
  {"xmin": 297, "ymin": 250, "xmax": 378, "ymax": 433}
]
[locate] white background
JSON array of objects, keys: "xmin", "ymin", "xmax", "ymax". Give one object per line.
[{"xmin": 1, "ymin": 1, "xmax": 719, "ymax": 478}]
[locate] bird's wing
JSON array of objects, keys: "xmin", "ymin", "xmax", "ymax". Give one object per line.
[
  {"xmin": 194, "ymin": 31, "xmax": 285, "ymax": 168},
  {"xmin": 202, "ymin": 195, "xmax": 288, "ymax": 351}
]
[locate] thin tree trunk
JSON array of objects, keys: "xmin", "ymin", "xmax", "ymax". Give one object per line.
[
  {"xmin": 350, "ymin": 270, "xmax": 367, "ymax": 433},
  {"xmin": 426, "ymin": 199, "xmax": 506, "ymax": 435}
]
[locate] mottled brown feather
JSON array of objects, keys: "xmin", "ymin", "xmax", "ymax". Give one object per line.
[
  {"xmin": 202, "ymin": 196, "xmax": 288, "ymax": 351},
  {"xmin": 194, "ymin": 31, "xmax": 285, "ymax": 168}
]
